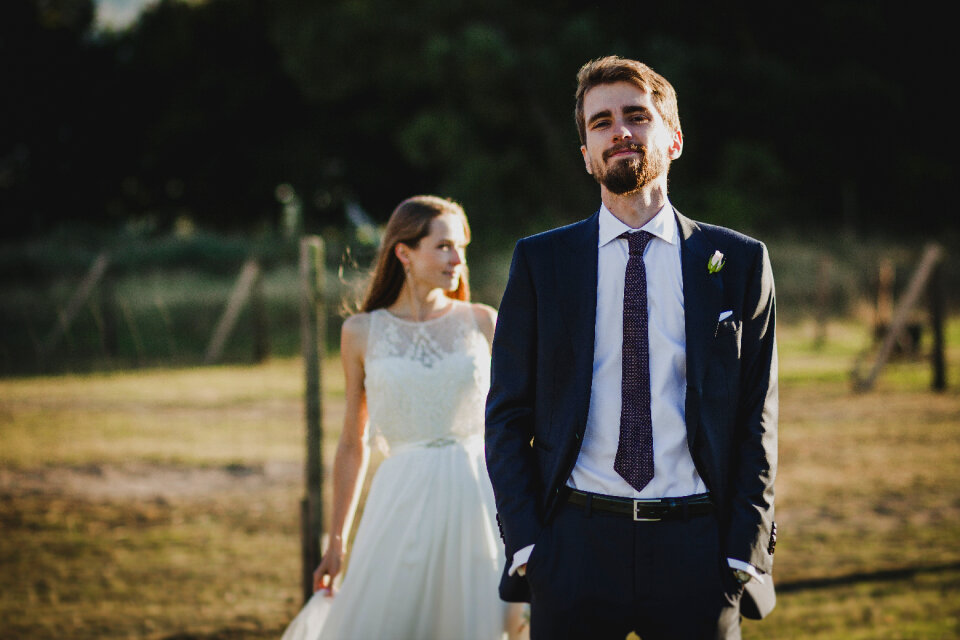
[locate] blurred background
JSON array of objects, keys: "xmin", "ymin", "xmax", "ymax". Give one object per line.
[
  {"xmin": 2, "ymin": 0, "xmax": 958, "ymax": 374},
  {"xmin": 2, "ymin": 2, "xmax": 959, "ymax": 639}
]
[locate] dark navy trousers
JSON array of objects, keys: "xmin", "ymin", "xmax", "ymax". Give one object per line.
[{"xmin": 525, "ymin": 498, "xmax": 742, "ymax": 640}]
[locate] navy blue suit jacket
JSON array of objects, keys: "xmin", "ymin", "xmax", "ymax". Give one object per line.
[{"xmin": 484, "ymin": 208, "xmax": 778, "ymax": 618}]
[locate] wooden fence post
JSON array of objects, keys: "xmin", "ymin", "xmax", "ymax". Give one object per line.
[
  {"xmin": 814, "ymin": 256, "xmax": 832, "ymax": 349},
  {"xmin": 929, "ymin": 261, "xmax": 946, "ymax": 391},
  {"xmin": 853, "ymin": 243, "xmax": 943, "ymax": 391},
  {"xmin": 117, "ymin": 295, "xmax": 145, "ymax": 366},
  {"xmin": 204, "ymin": 258, "xmax": 261, "ymax": 365},
  {"xmin": 39, "ymin": 252, "xmax": 110, "ymax": 358},
  {"xmin": 251, "ymin": 267, "xmax": 269, "ymax": 363},
  {"xmin": 299, "ymin": 236, "xmax": 325, "ymax": 604},
  {"xmin": 154, "ymin": 294, "xmax": 179, "ymax": 358},
  {"xmin": 101, "ymin": 272, "xmax": 118, "ymax": 357},
  {"xmin": 875, "ymin": 257, "xmax": 894, "ymax": 342}
]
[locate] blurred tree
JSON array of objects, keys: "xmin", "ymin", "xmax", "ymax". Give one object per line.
[
  {"xmin": 0, "ymin": 0, "xmax": 106, "ymax": 236},
  {"xmin": 269, "ymin": 0, "xmax": 960, "ymax": 242},
  {"xmin": 1, "ymin": 0, "xmax": 955, "ymax": 242},
  {"xmin": 109, "ymin": 0, "xmax": 320, "ymax": 233},
  {"xmin": 269, "ymin": 0, "xmax": 615, "ymax": 249}
]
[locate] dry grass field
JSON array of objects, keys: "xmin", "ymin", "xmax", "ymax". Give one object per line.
[{"xmin": 1, "ymin": 319, "xmax": 958, "ymax": 639}]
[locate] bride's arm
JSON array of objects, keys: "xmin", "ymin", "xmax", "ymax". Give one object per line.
[{"xmin": 313, "ymin": 314, "xmax": 370, "ymax": 594}]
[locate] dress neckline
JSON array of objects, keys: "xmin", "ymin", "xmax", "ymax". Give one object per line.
[{"xmin": 380, "ymin": 300, "xmax": 460, "ymax": 326}]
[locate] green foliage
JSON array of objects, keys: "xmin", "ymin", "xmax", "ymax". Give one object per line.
[
  {"xmin": 3, "ymin": 0, "xmax": 959, "ymax": 375},
  {"xmin": 2, "ymin": 228, "xmax": 957, "ymax": 376},
  {"xmin": 3, "ymin": 0, "xmax": 957, "ymax": 245}
]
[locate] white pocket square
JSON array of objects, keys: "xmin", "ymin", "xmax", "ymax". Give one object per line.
[{"xmin": 718, "ymin": 310, "xmax": 734, "ymax": 322}]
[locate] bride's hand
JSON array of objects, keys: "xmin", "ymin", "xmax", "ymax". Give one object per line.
[{"xmin": 313, "ymin": 537, "xmax": 344, "ymax": 595}]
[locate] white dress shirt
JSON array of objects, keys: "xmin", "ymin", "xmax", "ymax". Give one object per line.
[
  {"xmin": 569, "ymin": 202, "xmax": 706, "ymax": 498},
  {"xmin": 510, "ymin": 202, "xmax": 762, "ymax": 582}
]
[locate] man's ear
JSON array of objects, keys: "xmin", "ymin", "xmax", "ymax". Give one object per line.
[
  {"xmin": 580, "ymin": 145, "xmax": 593, "ymax": 175},
  {"xmin": 669, "ymin": 129, "xmax": 683, "ymax": 160}
]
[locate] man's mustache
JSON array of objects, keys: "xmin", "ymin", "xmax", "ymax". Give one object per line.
[{"xmin": 602, "ymin": 143, "xmax": 645, "ymax": 162}]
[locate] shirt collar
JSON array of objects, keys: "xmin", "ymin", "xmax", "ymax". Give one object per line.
[{"xmin": 597, "ymin": 200, "xmax": 678, "ymax": 248}]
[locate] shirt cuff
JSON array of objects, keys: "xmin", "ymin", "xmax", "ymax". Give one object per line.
[
  {"xmin": 509, "ymin": 544, "xmax": 535, "ymax": 575},
  {"xmin": 726, "ymin": 558, "xmax": 765, "ymax": 584}
]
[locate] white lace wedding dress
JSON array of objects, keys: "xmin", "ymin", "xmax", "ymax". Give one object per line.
[{"xmin": 282, "ymin": 301, "xmax": 507, "ymax": 640}]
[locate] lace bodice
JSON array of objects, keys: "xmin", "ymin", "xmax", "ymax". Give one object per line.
[{"xmin": 364, "ymin": 302, "xmax": 491, "ymax": 453}]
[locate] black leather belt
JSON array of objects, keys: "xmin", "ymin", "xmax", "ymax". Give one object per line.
[{"xmin": 568, "ymin": 490, "xmax": 714, "ymax": 521}]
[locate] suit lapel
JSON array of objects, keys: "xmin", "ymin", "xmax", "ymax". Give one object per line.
[
  {"xmin": 557, "ymin": 213, "xmax": 600, "ymax": 389},
  {"xmin": 677, "ymin": 210, "xmax": 723, "ymax": 397}
]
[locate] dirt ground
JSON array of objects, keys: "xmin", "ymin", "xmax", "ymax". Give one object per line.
[
  {"xmin": 0, "ymin": 461, "xmax": 302, "ymax": 502},
  {"xmin": 2, "ymin": 331, "xmax": 959, "ymax": 639}
]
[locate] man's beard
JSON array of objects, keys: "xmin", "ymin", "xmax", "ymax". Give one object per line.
[{"xmin": 592, "ymin": 143, "xmax": 669, "ymax": 195}]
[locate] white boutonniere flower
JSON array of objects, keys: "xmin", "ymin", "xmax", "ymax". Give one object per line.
[{"xmin": 707, "ymin": 250, "xmax": 725, "ymax": 274}]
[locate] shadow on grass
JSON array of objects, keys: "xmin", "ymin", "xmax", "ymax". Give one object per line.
[
  {"xmin": 161, "ymin": 630, "xmax": 283, "ymax": 640},
  {"xmin": 778, "ymin": 561, "xmax": 960, "ymax": 593},
  {"xmin": 155, "ymin": 565, "xmax": 960, "ymax": 640}
]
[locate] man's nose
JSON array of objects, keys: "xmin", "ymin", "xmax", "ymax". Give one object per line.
[{"xmin": 612, "ymin": 122, "xmax": 632, "ymax": 142}]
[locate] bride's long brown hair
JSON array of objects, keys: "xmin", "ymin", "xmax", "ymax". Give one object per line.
[{"xmin": 361, "ymin": 195, "xmax": 472, "ymax": 312}]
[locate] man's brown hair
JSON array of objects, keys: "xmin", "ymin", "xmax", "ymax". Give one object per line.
[{"xmin": 574, "ymin": 56, "xmax": 681, "ymax": 146}]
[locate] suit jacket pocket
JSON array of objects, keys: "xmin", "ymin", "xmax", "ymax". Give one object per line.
[
  {"xmin": 712, "ymin": 317, "xmax": 742, "ymax": 361},
  {"xmin": 532, "ymin": 437, "xmax": 554, "ymax": 452},
  {"xmin": 524, "ymin": 521, "xmax": 553, "ymax": 588},
  {"xmin": 714, "ymin": 317, "xmax": 740, "ymax": 338},
  {"xmin": 705, "ymin": 320, "xmax": 740, "ymax": 412}
]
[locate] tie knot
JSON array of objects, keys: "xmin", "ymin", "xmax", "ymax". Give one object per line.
[{"xmin": 621, "ymin": 230, "xmax": 653, "ymax": 256}]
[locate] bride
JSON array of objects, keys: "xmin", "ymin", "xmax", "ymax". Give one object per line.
[{"xmin": 282, "ymin": 195, "xmax": 526, "ymax": 640}]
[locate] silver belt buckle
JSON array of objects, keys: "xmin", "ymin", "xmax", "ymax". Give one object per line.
[{"xmin": 633, "ymin": 498, "xmax": 662, "ymax": 522}]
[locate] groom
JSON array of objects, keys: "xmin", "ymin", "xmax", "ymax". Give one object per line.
[{"xmin": 485, "ymin": 56, "xmax": 778, "ymax": 639}]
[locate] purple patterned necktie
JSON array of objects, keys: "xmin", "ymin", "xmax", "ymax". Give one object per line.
[{"xmin": 615, "ymin": 230, "xmax": 655, "ymax": 492}]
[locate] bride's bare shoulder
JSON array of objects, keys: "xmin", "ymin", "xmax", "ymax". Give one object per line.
[
  {"xmin": 341, "ymin": 312, "xmax": 372, "ymax": 352},
  {"xmin": 470, "ymin": 303, "xmax": 497, "ymax": 345},
  {"xmin": 342, "ymin": 311, "xmax": 372, "ymax": 332}
]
